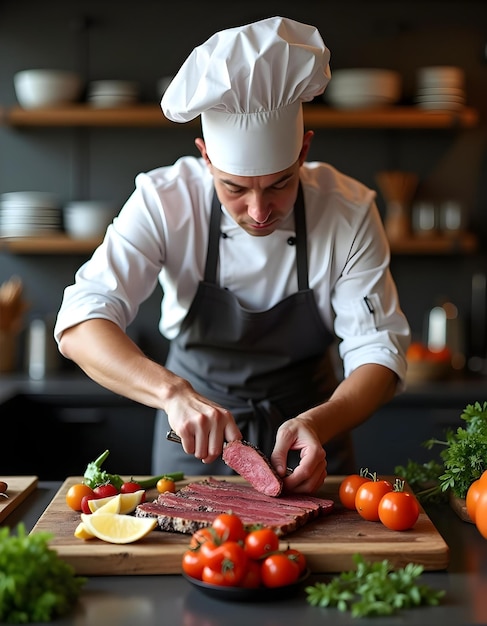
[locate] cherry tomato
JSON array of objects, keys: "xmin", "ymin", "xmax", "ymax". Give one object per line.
[
  {"xmin": 261, "ymin": 553, "xmax": 300, "ymax": 588},
  {"xmin": 182, "ymin": 549, "xmax": 206, "ymax": 580},
  {"xmin": 240, "ymin": 559, "xmax": 262, "ymax": 588},
  {"xmin": 355, "ymin": 477, "xmax": 393, "ymax": 521},
  {"xmin": 120, "ymin": 480, "xmax": 143, "ymax": 494},
  {"xmin": 283, "ymin": 547, "xmax": 307, "ymax": 574},
  {"xmin": 189, "ymin": 527, "xmax": 217, "ymax": 549},
  {"xmin": 93, "ymin": 484, "xmax": 119, "ymax": 499},
  {"xmin": 201, "ymin": 541, "xmax": 248, "ymax": 586},
  {"xmin": 212, "ymin": 512, "xmax": 247, "ymax": 543},
  {"xmin": 65, "ymin": 483, "xmax": 95, "ymax": 511},
  {"xmin": 244, "ymin": 528, "xmax": 280, "ymax": 560},
  {"xmin": 339, "ymin": 472, "xmax": 371, "ymax": 510},
  {"xmin": 80, "ymin": 494, "xmax": 94, "ymax": 515},
  {"xmin": 378, "ymin": 489, "xmax": 420, "ymax": 531},
  {"xmin": 156, "ymin": 477, "xmax": 176, "ymax": 494}
]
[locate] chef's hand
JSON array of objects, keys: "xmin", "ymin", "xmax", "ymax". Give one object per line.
[
  {"xmin": 271, "ymin": 418, "xmax": 327, "ymax": 494},
  {"xmin": 166, "ymin": 380, "xmax": 242, "ymax": 464}
]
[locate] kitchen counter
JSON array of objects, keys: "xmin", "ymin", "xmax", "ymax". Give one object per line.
[
  {"xmin": 3, "ymin": 481, "xmax": 487, "ymax": 625},
  {"xmin": 1, "ymin": 371, "xmax": 486, "ymax": 406}
]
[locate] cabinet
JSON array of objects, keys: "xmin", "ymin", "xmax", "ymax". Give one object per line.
[{"xmin": 0, "ymin": 103, "xmax": 480, "ymax": 256}]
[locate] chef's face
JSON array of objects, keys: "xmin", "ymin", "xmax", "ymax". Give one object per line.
[{"xmin": 195, "ymin": 131, "xmax": 313, "ymax": 237}]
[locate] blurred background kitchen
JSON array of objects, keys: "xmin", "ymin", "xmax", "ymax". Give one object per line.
[{"xmin": 1, "ymin": 0, "xmax": 486, "ymax": 478}]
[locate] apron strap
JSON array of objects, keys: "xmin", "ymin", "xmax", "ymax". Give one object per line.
[
  {"xmin": 294, "ymin": 182, "xmax": 309, "ymax": 291},
  {"xmin": 204, "ymin": 190, "xmax": 223, "ymax": 283},
  {"xmin": 205, "ymin": 183, "xmax": 309, "ymax": 289}
]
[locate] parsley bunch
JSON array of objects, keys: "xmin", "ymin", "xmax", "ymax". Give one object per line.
[
  {"xmin": 395, "ymin": 401, "xmax": 487, "ymax": 501},
  {"xmin": 305, "ymin": 554, "xmax": 444, "ymax": 617},
  {"xmin": 0, "ymin": 523, "xmax": 86, "ymax": 624}
]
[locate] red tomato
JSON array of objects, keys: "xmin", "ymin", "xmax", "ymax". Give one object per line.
[
  {"xmin": 378, "ymin": 490, "xmax": 420, "ymax": 531},
  {"xmin": 65, "ymin": 483, "xmax": 94, "ymax": 512},
  {"xmin": 283, "ymin": 548, "xmax": 307, "ymax": 574},
  {"xmin": 240, "ymin": 559, "xmax": 262, "ymax": 588},
  {"xmin": 200, "ymin": 540, "xmax": 247, "ymax": 575},
  {"xmin": 80, "ymin": 494, "xmax": 94, "ymax": 515},
  {"xmin": 189, "ymin": 527, "xmax": 217, "ymax": 549},
  {"xmin": 244, "ymin": 528, "xmax": 280, "ymax": 560},
  {"xmin": 120, "ymin": 481, "xmax": 142, "ymax": 493},
  {"xmin": 93, "ymin": 484, "xmax": 119, "ymax": 499},
  {"xmin": 355, "ymin": 478, "xmax": 393, "ymax": 521},
  {"xmin": 339, "ymin": 473, "xmax": 371, "ymax": 510},
  {"xmin": 182, "ymin": 549, "xmax": 205, "ymax": 580},
  {"xmin": 212, "ymin": 512, "xmax": 247, "ymax": 543},
  {"xmin": 261, "ymin": 553, "xmax": 300, "ymax": 588},
  {"xmin": 201, "ymin": 541, "xmax": 248, "ymax": 586}
]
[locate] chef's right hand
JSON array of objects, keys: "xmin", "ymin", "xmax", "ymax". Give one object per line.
[{"xmin": 165, "ymin": 379, "xmax": 242, "ymax": 464}]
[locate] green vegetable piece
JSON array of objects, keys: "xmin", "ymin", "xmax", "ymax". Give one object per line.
[
  {"xmin": 83, "ymin": 449, "xmax": 124, "ymax": 490},
  {"xmin": 83, "ymin": 449, "xmax": 184, "ymax": 490},
  {"xmin": 0, "ymin": 523, "xmax": 86, "ymax": 623},
  {"xmin": 395, "ymin": 400, "xmax": 487, "ymax": 500},
  {"xmin": 305, "ymin": 554, "xmax": 444, "ymax": 617},
  {"xmin": 137, "ymin": 472, "xmax": 185, "ymax": 489}
]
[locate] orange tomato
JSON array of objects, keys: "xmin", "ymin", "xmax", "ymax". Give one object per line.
[
  {"xmin": 65, "ymin": 483, "xmax": 95, "ymax": 511},
  {"xmin": 355, "ymin": 478, "xmax": 393, "ymax": 522},
  {"xmin": 474, "ymin": 489, "xmax": 487, "ymax": 539},
  {"xmin": 156, "ymin": 477, "xmax": 176, "ymax": 493},
  {"xmin": 467, "ymin": 470, "xmax": 487, "ymax": 525},
  {"xmin": 339, "ymin": 473, "xmax": 371, "ymax": 510}
]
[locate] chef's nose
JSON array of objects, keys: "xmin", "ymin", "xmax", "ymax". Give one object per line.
[{"xmin": 247, "ymin": 195, "xmax": 270, "ymax": 223}]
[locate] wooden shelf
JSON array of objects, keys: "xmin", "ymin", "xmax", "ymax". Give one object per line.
[
  {"xmin": 0, "ymin": 235, "xmax": 102, "ymax": 254},
  {"xmin": 389, "ymin": 232, "xmax": 478, "ymax": 255},
  {"xmin": 2, "ymin": 104, "xmax": 479, "ymax": 129},
  {"xmin": 0, "ymin": 232, "xmax": 478, "ymax": 256}
]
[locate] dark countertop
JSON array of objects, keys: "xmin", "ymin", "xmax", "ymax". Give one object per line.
[
  {"xmin": 1, "ymin": 372, "xmax": 486, "ymax": 406},
  {"xmin": 2, "ymin": 481, "xmax": 487, "ymax": 625}
]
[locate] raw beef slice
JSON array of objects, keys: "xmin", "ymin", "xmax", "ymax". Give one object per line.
[{"xmin": 222, "ymin": 439, "xmax": 283, "ymax": 496}]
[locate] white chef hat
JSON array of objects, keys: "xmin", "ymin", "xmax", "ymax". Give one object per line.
[{"xmin": 161, "ymin": 16, "xmax": 331, "ymax": 176}]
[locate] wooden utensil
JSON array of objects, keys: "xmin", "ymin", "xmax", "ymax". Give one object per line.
[{"xmin": 376, "ymin": 171, "xmax": 418, "ymax": 243}]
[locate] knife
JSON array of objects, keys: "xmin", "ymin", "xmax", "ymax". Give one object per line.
[{"xmin": 166, "ymin": 429, "xmax": 294, "ymax": 475}]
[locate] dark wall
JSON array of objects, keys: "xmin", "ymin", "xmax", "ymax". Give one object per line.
[{"xmin": 1, "ymin": 0, "xmax": 486, "ymax": 372}]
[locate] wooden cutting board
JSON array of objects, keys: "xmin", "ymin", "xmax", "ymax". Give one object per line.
[
  {"xmin": 31, "ymin": 475, "xmax": 449, "ymax": 575},
  {"xmin": 0, "ymin": 476, "xmax": 38, "ymax": 524}
]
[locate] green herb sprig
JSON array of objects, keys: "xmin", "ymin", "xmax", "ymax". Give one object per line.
[
  {"xmin": 305, "ymin": 554, "xmax": 444, "ymax": 617},
  {"xmin": 0, "ymin": 523, "xmax": 86, "ymax": 624},
  {"xmin": 395, "ymin": 401, "xmax": 487, "ymax": 501}
]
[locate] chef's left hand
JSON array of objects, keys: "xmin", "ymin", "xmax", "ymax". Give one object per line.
[{"xmin": 271, "ymin": 418, "xmax": 327, "ymax": 494}]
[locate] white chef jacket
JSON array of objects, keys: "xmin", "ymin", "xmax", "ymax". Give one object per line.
[{"xmin": 54, "ymin": 157, "xmax": 410, "ymax": 389}]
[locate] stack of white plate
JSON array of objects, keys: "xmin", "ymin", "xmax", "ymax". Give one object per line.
[
  {"xmin": 87, "ymin": 80, "xmax": 139, "ymax": 108},
  {"xmin": 324, "ymin": 68, "xmax": 402, "ymax": 109},
  {"xmin": 0, "ymin": 191, "xmax": 61, "ymax": 237},
  {"xmin": 415, "ymin": 66, "xmax": 466, "ymax": 111}
]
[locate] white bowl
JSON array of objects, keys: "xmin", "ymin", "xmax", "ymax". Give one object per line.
[
  {"xmin": 64, "ymin": 202, "xmax": 115, "ymax": 239},
  {"xmin": 14, "ymin": 70, "xmax": 82, "ymax": 108},
  {"xmin": 325, "ymin": 68, "xmax": 401, "ymax": 109}
]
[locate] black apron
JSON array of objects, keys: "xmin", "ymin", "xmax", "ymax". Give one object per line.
[{"xmin": 152, "ymin": 184, "xmax": 355, "ymax": 475}]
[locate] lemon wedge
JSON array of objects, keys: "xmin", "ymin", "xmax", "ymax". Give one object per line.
[
  {"xmin": 88, "ymin": 490, "xmax": 145, "ymax": 515},
  {"xmin": 74, "ymin": 521, "xmax": 95, "ymax": 540},
  {"xmin": 80, "ymin": 513, "xmax": 157, "ymax": 544}
]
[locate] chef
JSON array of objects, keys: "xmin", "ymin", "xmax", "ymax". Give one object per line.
[{"xmin": 54, "ymin": 16, "xmax": 410, "ymax": 494}]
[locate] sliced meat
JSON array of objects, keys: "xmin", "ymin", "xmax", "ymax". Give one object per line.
[
  {"xmin": 222, "ymin": 439, "xmax": 283, "ymax": 496},
  {"xmin": 135, "ymin": 478, "xmax": 335, "ymax": 537}
]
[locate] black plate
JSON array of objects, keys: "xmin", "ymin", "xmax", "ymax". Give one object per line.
[{"xmin": 182, "ymin": 569, "xmax": 310, "ymax": 602}]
